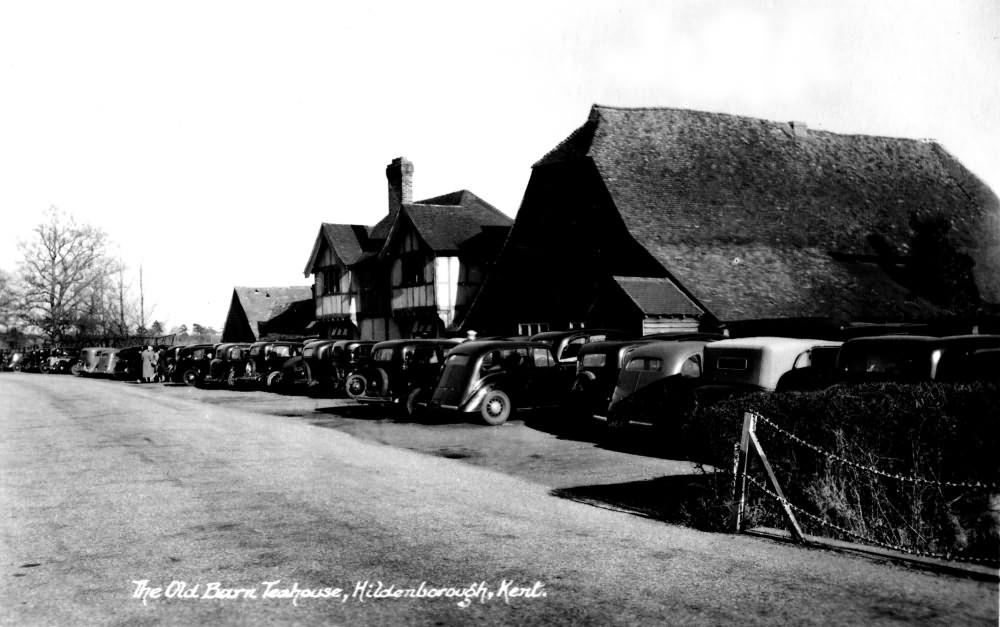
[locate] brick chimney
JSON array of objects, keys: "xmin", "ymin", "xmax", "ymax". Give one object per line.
[{"xmin": 386, "ymin": 157, "xmax": 414, "ymax": 213}]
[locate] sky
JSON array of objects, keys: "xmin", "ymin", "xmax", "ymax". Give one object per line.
[{"xmin": 1, "ymin": 0, "xmax": 998, "ymax": 331}]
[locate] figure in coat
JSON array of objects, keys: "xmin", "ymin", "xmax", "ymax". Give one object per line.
[{"xmin": 140, "ymin": 345, "xmax": 157, "ymax": 383}]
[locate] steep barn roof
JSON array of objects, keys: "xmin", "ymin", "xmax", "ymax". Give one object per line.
[
  {"xmin": 226, "ymin": 286, "xmax": 314, "ymax": 341},
  {"xmin": 539, "ymin": 105, "xmax": 1000, "ymax": 314}
]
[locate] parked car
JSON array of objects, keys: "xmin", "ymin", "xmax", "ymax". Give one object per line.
[
  {"xmin": 3, "ymin": 350, "xmax": 24, "ymax": 371},
  {"xmin": 837, "ymin": 334, "xmax": 1000, "ymax": 384},
  {"xmin": 529, "ymin": 329, "xmax": 631, "ymax": 365},
  {"xmin": 700, "ymin": 337, "xmax": 843, "ymax": 397},
  {"xmin": 92, "ymin": 348, "xmax": 121, "ymax": 378},
  {"xmin": 428, "ymin": 340, "xmax": 573, "ymax": 425},
  {"xmin": 569, "ymin": 339, "xmax": 651, "ymax": 420},
  {"xmin": 112, "ymin": 346, "xmax": 145, "ymax": 380},
  {"xmin": 171, "ymin": 343, "xmax": 218, "ymax": 386},
  {"xmin": 695, "ymin": 337, "xmax": 842, "ymax": 412},
  {"xmin": 159, "ymin": 345, "xmax": 186, "ymax": 382},
  {"xmin": 234, "ymin": 341, "xmax": 304, "ymax": 389},
  {"xmin": 43, "ymin": 347, "xmax": 80, "ymax": 374},
  {"xmin": 271, "ymin": 339, "xmax": 337, "ymax": 394},
  {"xmin": 345, "ymin": 338, "xmax": 460, "ymax": 415},
  {"xmin": 604, "ymin": 340, "xmax": 710, "ymax": 434},
  {"xmin": 279, "ymin": 339, "xmax": 377, "ymax": 396},
  {"xmin": 201, "ymin": 342, "xmax": 253, "ymax": 388},
  {"xmin": 569, "ymin": 333, "xmax": 724, "ymax": 421},
  {"xmin": 73, "ymin": 347, "xmax": 113, "ymax": 376},
  {"xmin": 17, "ymin": 348, "xmax": 50, "ymax": 373}
]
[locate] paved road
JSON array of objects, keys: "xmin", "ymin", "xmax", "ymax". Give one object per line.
[{"xmin": 1, "ymin": 374, "xmax": 996, "ymax": 626}]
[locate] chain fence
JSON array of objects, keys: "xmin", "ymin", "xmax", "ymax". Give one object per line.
[{"xmin": 739, "ymin": 410, "xmax": 999, "ymax": 566}]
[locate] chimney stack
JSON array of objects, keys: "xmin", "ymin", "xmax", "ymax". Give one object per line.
[{"xmin": 386, "ymin": 157, "xmax": 414, "ymax": 213}]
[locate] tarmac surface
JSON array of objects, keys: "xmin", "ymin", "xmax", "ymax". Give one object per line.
[{"xmin": 1, "ymin": 373, "xmax": 997, "ymax": 625}]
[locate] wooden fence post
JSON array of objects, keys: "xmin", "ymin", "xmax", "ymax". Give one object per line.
[{"xmin": 732, "ymin": 412, "xmax": 755, "ymax": 532}]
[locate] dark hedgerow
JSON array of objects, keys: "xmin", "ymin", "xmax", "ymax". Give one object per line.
[{"xmin": 682, "ymin": 382, "xmax": 1000, "ymax": 562}]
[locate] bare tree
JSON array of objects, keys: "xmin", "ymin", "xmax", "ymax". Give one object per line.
[
  {"xmin": 0, "ymin": 268, "xmax": 18, "ymax": 333},
  {"xmin": 16, "ymin": 208, "xmax": 115, "ymax": 342}
]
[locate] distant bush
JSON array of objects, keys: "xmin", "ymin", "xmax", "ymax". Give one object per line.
[{"xmin": 683, "ymin": 382, "xmax": 1000, "ymax": 563}]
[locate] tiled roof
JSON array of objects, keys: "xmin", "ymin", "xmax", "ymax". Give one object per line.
[
  {"xmin": 404, "ymin": 191, "xmax": 512, "ymax": 253},
  {"xmin": 612, "ymin": 276, "xmax": 703, "ymax": 317},
  {"xmin": 543, "ymin": 104, "xmax": 1000, "ymax": 309},
  {"xmin": 232, "ymin": 286, "xmax": 313, "ymax": 339},
  {"xmin": 302, "ymin": 223, "xmax": 370, "ymax": 276}
]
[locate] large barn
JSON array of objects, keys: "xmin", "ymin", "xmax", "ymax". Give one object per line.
[{"xmin": 465, "ymin": 105, "xmax": 1000, "ymax": 336}]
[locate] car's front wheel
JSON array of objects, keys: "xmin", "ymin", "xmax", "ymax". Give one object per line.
[{"xmin": 480, "ymin": 389, "xmax": 513, "ymax": 426}]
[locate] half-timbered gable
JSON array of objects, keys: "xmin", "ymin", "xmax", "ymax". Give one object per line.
[
  {"xmin": 304, "ymin": 157, "xmax": 511, "ymax": 341},
  {"xmin": 302, "ymin": 223, "xmax": 373, "ymax": 338},
  {"xmin": 466, "ymin": 105, "xmax": 1000, "ymax": 335}
]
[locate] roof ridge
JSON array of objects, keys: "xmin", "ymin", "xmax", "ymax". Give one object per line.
[{"xmin": 591, "ymin": 103, "xmax": 943, "ymax": 143}]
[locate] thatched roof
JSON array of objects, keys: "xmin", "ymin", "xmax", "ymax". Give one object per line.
[{"xmin": 538, "ymin": 105, "xmax": 1000, "ymax": 318}]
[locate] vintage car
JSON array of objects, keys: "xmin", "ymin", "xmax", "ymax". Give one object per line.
[
  {"xmin": 270, "ymin": 339, "xmax": 337, "ymax": 394},
  {"xmin": 72, "ymin": 347, "xmax": 111, "ymax": 376},
  {"xmin": 41, "ymin": 347, "xmax": 80, "ymax": 374},
  {"xmin": 3, "ymin": 350, "xmax": 25, "ymax": 371},
  {"xmin": 528, "ymin": 329, "xmax": 631, "ymax": 364},
  {"xmin": 604, "ymin": 340, "xmax": 710, "ymax": 433},
  {"xmin": 14, "ymin": 348, "xmax": 49, "ymax": 373},
  {"xmin": 837, "ymin": 334, "xmax": 1000, "ymax": 384},
  {"xmin": 200, "ymin": 342, "xmax": 253, "ymax": 388},
  {"xmin": 428, "ymin": 340, "xmax": 573, "ymax": 425},
  {"xmin": 158, "ymin": 345, "xmax": 186, "ymax": 381},
  {"xmin": 700, "ymin": 337, "xmax": 843, "ymax": 397},
  {"xmin": 568, "ymin": 333, "xmax": 724, "ymax": 421},
  {"xmin": 172, "ymin": 343, "xmax": 218, "ymax": 386},
  {"xmin": 112, "ymin": 346, "xmax": 146, "ymax": 380},
  {"xmin": 91, "ymin": 348, "xmax": 121, "ymax": 378},
  {"xmin": 234, "ymin": 341, "xmax": 304, "ymax": 389},
  {"xmin": 568, "ymin": 339, "xmax": 652, "ymax": 419},
  {"xmin": 279, "ymin": 339, "xmax": 377, "ymax": 396},
  {"xmin": 345, "ymin": 338, "xmax": 460, "ymax": 414}
]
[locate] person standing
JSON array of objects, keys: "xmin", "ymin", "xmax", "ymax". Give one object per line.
[
  {"xmin": 140, "ymin": 345, "xmax": 157, "ymax": 383},
  {"xmin": 155, "ymin": 346, "xmax": 167, "ymax": 382}
]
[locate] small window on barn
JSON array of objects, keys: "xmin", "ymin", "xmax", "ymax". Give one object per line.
[{"xmin": 518, "ymin": 322, "xmax": 550, "ymax": 336}]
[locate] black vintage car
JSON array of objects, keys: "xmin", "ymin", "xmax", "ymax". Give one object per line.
[
  {"xmin": 428, "ymin": 340, "xmax": 573, "ymax": 425},
  {"xmin": 172, "ymin": 343, "xmax": 218, "ymax": 386},
  {"xmin": 201, "ymin": 342, "xmax": 253, "ymax": 388},
  {"xmin": 271, "ymin": 339, "xmax": 337, "ymax": 394},
  {"xmin": 113, "ymin": 346, "xmax": 145, "ymax": 380},
  {"xmin": 837, "ymin": 334, "xmax": 1000, "ymax": 384},
  {"xmin": 39, "ymin": 347, "xmax": 80, "ymax": 374},
  {"xmin": 345, "ymin": 338, "xmax": 459, "ymax": 415},
  {"xmin": 234, "ymin": 341, "xmax": 304, "ymax": 390}
]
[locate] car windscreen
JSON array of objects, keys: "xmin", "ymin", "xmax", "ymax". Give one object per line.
[{"xmin": 581, "ymin": 353, "xmax": 607, "ymax": 368}]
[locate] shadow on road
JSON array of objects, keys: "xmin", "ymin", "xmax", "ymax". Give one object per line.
[{"xmin": 551, "ymin": 473, "xmax": 722, "ymax": 528}]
